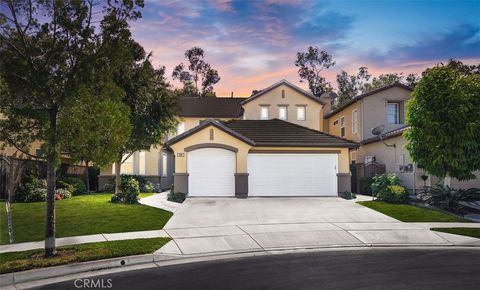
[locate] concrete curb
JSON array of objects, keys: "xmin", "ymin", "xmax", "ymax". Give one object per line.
[{"xmin": 2, "ymin": 244, "xmax": 480, "ymax": 288}]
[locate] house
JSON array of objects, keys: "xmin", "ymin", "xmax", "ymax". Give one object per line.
[
  {"xmin": 100, "ymin": 79, "xmax": 357, "ymax": 196},
  {"xmin": 324, "ymin": 83, "xmax": 480, "ymax": 193}
]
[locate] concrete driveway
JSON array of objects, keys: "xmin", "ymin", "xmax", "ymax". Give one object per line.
[
  {"xmin": 158, "ymin": 197, "xmax": 480, "ymax": 256},
  {"xmin": 164, "ymin": 197, "xmax": 397, "ymax": 228}
]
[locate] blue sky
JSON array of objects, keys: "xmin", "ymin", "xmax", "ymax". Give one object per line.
[{"xmin": 131, "ymin": 0, "xmax": 480, "ymax": 96}]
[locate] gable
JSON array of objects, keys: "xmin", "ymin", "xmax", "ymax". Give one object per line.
[{"xmin": 241, "ymin": 80, "xmax": 324, "ymax": 105}]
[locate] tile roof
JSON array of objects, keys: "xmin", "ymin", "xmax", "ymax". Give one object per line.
[
  {"xmin": 324, "ymin": 82, "xmax": 412, "ymax": 118},
  {"xmin": 177, "ymin": 96, "xmax": 245, "ymax": 118},
  {"xmin": 223, "ymin": 119, "xmax": 358, "ymax": 148}
]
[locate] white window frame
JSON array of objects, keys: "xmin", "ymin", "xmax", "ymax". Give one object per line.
[
  {"xmin": 296, "ymin": 105, "xmax": 306, "ymax": 121},
  {"xmin": 278, "ymin": 106, "xmax": 288, "ymax": 120},
  {"xmin": 340, "ymin": 116, "xmax": 345, "ymax": 137},
  {"xmin": 352, "ymin": 109, "xmax": 358, "ymax": 134},
  {"xmin": 162, "ymin": 152, "xmax": 168, "ymax": 177},
  {"xmin": 138, "ymin": 151, "xmax": 146, "ymax": 175},
  {"xmin": 387, "ymin": 102, "xmax": 400, "ymax": 124},
  {"xmin": 260, "ymin": 106, "xmax": 269, "ymax": 120},
  {"xmin": 177, "ymin": 122, "xmax": 186, "ymax": 135}
]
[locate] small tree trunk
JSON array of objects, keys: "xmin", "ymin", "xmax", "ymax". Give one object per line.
[
  {"xmin": 45, "ymin": 155, "xmax": 56, "ymax": 257},
  {"xmin": 114, "ymin": 153, "xmax": 122, "ymax": 195},
  {"xmin": 85, "ymin": 160, "xmax": 90, "ymax": 194},
  {"xmin": 443, "ymin": 175, "xmax": 451, "ymax": 187}
]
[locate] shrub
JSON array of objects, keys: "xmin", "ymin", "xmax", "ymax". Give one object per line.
[
  {"xmin": 417, "ymin": 186, "xmax": 480, "ymax": 212},
  {"xmin": 103, "ymin": 183, "xmax": 115, "ymax": 192},
  {"xmin": 55, "ymin": 188, "xmax": 72, "ymax": 200},
  {"xmin": 142, "ymin": 181, "xmax": 154, "ymax": 193},
  {"xmin": 24, "ymin": 187, "xmax": 47, "ymax": 202},
  {"xmin": 377, "ymin": 185, "xmax": 408, "ymax": 203},
  {"xmin": 111, "ymin": 177, "xmax": 140, "ymax": 204},
  {"xmin": 15, "ymin": 176, "xmax": 47, "ymax": 202},
  {"xmin": 339, "ymin": 192, "xmax": 356, "ymax": 200},
  {"xmin": 167, "ymin": 191, "xmax": 186, "ymax": 203},
  {"xmin": 58, "ymin": 177, "xmax": 86, "ymax": 195},
  {"xmin": 371, "ymin": 173, "xmax": 400, "ymax": 196}
]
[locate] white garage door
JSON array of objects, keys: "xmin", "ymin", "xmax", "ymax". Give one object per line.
[
  {"xmin": 248, "ymin": 153, "xmax": 338, "ymax": 196},
  {"xmin": 187, "ymin": 148, "xmax": 235, "ymax": 196}
]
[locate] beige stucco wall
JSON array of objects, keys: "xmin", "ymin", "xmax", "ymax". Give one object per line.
[
  {"xmin": 361, "ymin": 86, "xmax": 411, "ymax": 139},
  {"xmin": 325, "ymin": 102, "xmax": 362, "ymax": 142},
  {"xmin": 242, "ymin": 84, "xmax": 324, "ymax": 131},
  {"xmin": 169, "ymin": 125, "xmax": 252, "ymax": 173},
  {"xmin": 100, "ymin": 145, "xmax": 162, "ymax": 176}
]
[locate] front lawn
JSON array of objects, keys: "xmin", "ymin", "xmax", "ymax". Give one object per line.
[
  {"xmin": 431, "ymin": 228, "xmax": 480, "ymax": 239},
  {"xmin": 357, "ymin": 201, "xmax": 471, "ymax": 222},
  {"xmin": 0, "ymin": 193, "xmax": 172, "ymax": 245},
  {"xmin": 0, "ymin": 237, "xmax": 170, "ymax": 274}
]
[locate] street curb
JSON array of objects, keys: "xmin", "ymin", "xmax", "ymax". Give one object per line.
[{"xmin": 2, "ymin": 244, "xmax": 480, "ymax": 288}]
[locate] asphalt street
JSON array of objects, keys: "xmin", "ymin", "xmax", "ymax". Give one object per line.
[{"xmin": 36, "ymin": 248, "xmax": 480, "ymax": 290}]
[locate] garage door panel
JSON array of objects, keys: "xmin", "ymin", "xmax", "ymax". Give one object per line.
[
  {"xmin": 187, "ymin": 148, "xmax": 235, "ymax": 196},
  {"xmin": 248, "ymin": 154, "xmax": 338, "ymax": 196}
]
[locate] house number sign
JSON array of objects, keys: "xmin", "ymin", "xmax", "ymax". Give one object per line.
[{"xmin": 177, "ymin": 153, "xmax": 185, "ymax": 157}]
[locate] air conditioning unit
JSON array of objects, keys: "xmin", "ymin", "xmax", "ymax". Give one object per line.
[{"xmin": 365, "ymin": 156, "xmax": 376, "ymax": 164}]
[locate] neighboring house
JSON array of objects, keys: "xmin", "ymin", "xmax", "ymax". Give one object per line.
[
  {"xmin": 324, "ymin": 82, "xmax": 480, "ymax": 193},
  {"xmin": 100, "ymin": 79, "xmax": 357, "ymax": 196}
]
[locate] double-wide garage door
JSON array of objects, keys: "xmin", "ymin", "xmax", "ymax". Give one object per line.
[
  {"xmin": 187, "ymin": 149, "xmax": 338, "ymax": 197},
  {"xmin": 248, "ymin": 153, "xmax": 338, "ymax": 196}
]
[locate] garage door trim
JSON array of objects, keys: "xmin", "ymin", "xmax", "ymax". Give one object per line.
[{"xmin": 185, "ymin": 143, "xmax": 238, "ymax": 152}]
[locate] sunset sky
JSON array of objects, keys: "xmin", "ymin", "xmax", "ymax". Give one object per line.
[{"xmin": 131, "ymin": 0, "xmax": 480, "ymax": 97}]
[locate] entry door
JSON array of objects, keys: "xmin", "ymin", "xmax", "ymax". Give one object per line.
[
  {"xmin": 248, "ymin": 153, "xmax": 338, "ymax": 196},
  {"xmin": 187, "ymin": 148, "xmax": 236, "ymax": 196}
]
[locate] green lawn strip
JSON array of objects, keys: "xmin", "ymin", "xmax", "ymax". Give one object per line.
[
  {"xmin": 431, "ymin": 227, "xmax": 480, "ymax": 239},
  {"xmin": 0, "ymin": 237, "xmax": 170, "ymax": 274},
  {"xmin": 0, "ymin": 193, "xmax": 172, "ymax": 245},
  {"xmin": 357, "ymin": 201, "xmax": 470, "ymax": 222}
]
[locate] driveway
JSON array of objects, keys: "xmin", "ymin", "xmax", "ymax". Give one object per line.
[{"xmin": 158, "ymin": 198, "xmax": 480, "ymax": 256}]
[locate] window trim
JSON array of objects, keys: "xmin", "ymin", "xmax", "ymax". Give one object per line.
[
  {"xmin": 340, "ymin": 116, "xmax": 346, "ymax": 137},
  {"xmin": 296, "ymin": 105, "xmax": 306, "ymax": 121},
  {"xmin": 260, "ymin": 105, "xmax": 269, "ymax": 120},
  {"xmin": 162, "ymin": 152, "xmax": 168, "ymax": 177},
  {"xmin": 352, "ymin": 109, "xmax": 358, "ymax": 134},
  {"xmin": 387, "ymin": 102, "xmax": 400, "ymax": 124},
  {"xmin": 278, "ymin": 105, "xmax": 288, "ymax": 120}
]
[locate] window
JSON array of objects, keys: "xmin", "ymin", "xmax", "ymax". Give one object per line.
[
  {"xmin": 278, "ymin": 106, "xmax": 288, "ymax": 120},
  {"xmin": 387, "ymin": 102, "xmax": 400, "ymax": 124},
  {"xmin": 333, "ymin": 120, "xmax": 338, "ymax": 126},
  {"xmin": 281, "ymin": 89, "xmax": 285, "ymax": 98},
  {"xmin": 352, "ymin": 109, "xmax": 358, "ymax": 134},
  {"xmin": 260, "ymin": 106, "xmax": 269, "ymax": 120},
  {"xmin": 35, "ymin": 148, "xmax": 43, "ymax": 157},
  {"xmin": 177, "ymin": 122, "xmax": 185, "ymax": 135},
  {"xmin": 162, "ymin": 152, "xmax": 168, "ymax": 177},
  {"xmin": 138, "ymin": 151, "xmax": 146, "ymax": 175},
  {"xmin": 296, "ymin": 106, "xmax": 306, "ymax": 121},
  {"xmin": 340, "ymin": 116, "xmax": 345, "ymax": 137}
]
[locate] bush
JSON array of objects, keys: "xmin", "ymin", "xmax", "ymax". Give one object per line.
[
  {"xmin": 119, "ymin": 175, "xmax": 155, "ymax": 193},
  {"xmin": 167, "ymin": 191, "xmax": 186, "ymax": 203},
  {"xmin": 24, "ymin": 187, "xmax": 47, "ymax": 202},
  {"xmin": 339, "ymin": 192, "xmax": 356, "ymax": 200},
  {"xmin": 58, "ymin": 177, "xmax": 86, "ymax": 195},
  {"xmin": 102, "ymin": 183, "xmax": 115, "ymax": 192},
  {"xmin": 377, "ymin": 185, "xmax": 408, "ymax": 203},
  {"xmin": 111, "ymin": 177, "xmax": 140, "ymax": 204},
  {"xmin": 55, "ymin": 188, "xmax": 72, "ymax": 200},
  {"xmin": 15, "ymin": 176, "xmax": 47, "ymax": 202},
  {"xmin": 371, "ymin": 173, "xmax": 400, "ymax": 196},
  {"xmin": 417, "ymin": 186, "xmax": 480, "ymax": 212},
  {"xmin": 142, "ymin": 181, "xmax": 154, "ymax": 193}
]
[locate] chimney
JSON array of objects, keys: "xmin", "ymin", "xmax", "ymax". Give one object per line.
[
  {"xmin": 231, "ymin": 91, "xmax": 234, "ymax": 98},
  {"xmin": 320, "ymin": 92, "xmax": 336, "ymax": 115}
]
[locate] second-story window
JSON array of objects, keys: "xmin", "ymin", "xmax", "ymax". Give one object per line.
[
  {"xmin": 278, "ymin": 106, "xmax": 287, "ymax": 120},
  {"xmin": 177, "ymin": 122, "xmax": 185, "ymax": 135},
  {"xmin": 352, "ymin": 109, "xmax": 358, "ymax": 134},
  {"xmin": 340, "ymin": 116, "xmax": 345, "ymax": 137},
  {"xmin": 296, "ymin": 105, "xmax": 306, "ymax": 121},
  {"xmin": 260, "ymin": 106, "xmax": 269, "ymax": 120},
  {"xmin": 387, "ymin": 102, "xmax": 400, "ymax": 124}
]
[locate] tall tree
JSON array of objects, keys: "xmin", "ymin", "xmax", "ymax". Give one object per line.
[
  {"xmin": 336, "ymin": 66, "xmax": 371, "ymax": 107},
  {"xmin": 295, "ymin": 46, "xmax": 335, "ymax": 97},
  {"xmin": 172, "ymin": 47, "xmax": 220, "ymax": 97},
  {"xmin": 0, "ymin": 0, "xmax": 138, "ymax": 256},
  {"xmin": 405, "ymin": 64, "xmax": 480, "ymax": 187}
]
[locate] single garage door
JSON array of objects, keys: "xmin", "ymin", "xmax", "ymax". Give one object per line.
[
  {"xmin": 187, "ymin": 148, "xmax": 236, "ymax": 196},
  {"xmin": 248, "ymin": 153, "xmax": 338, "ymax": 196}
]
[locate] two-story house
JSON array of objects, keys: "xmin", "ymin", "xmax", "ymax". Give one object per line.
[
  {"xmin": 324, "ymin": 83, "xmax": 480, "ymax": 193},
  {"xmin": 101, "ymin": 79, "xmax": 357, "ymax": 197}
]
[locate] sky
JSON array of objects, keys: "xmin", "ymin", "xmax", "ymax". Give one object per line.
[{"xmin": 131, "ymin": 0, "xmax": 480, "ymax": 97}]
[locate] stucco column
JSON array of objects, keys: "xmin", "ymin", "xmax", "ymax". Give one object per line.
[
  {"xmin": 234, "ymin": 173, "xmax": 249, "ymax": 198},
  {"xmin": 337, "ymin": 173, "xmax": 352, "ymax": 194},
  {"xmin": 173, "ymin": 173, "xmax": 189, "ymax": 194}
]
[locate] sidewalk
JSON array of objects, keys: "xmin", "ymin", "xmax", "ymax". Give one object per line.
[{"xmin": 138, "ymin": 191, "xmax": 181, "ymax": 213}]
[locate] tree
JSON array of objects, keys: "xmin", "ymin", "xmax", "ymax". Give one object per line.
[
  {"xmin": 172, "ymin": 47, "xmax": 220, "ymax": 97},
  {"xmin": 405, "ymin": 64, "xmax": 480, "ymax": 187},
  {"xmin": 100, "ymin": 18, "xmax": 179, "ymax": 195},
  {"xmin": 336, "ymin": 67, "xmax": 371, "ymax": 107},
  {"xmin": 295, "ymin": 46, "xmax": 335, "ymax": 97},
  {"xmin": 0, "ymin": 0, "xmax": 140, "ymax": 256}
]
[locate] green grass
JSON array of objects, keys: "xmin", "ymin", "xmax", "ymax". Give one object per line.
[
  {"xmin": 0, "ymin": 237, "xmax": 170, "ymax": 274},
  {"xmin": 0, "ymin": 193, "xmax": 172, "ymax": 245},
  {"xmin": 357, "ymin": 201, "xmax": 471, "ymax": 222},
  {"xmin": 431, "ymin": 228, "xmax": 480, "ymax": 239}
]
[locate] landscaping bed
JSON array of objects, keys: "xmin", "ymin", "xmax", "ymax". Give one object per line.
[
  {"xmin": 358, "ymin": 201, "xmax": 471, "ymax": 222},
  {"xmin": 431, "ymin": 228, "xmax": 480, "ymax": 239},
  {"xmin": 0, "ymin": 237, "xmax": 170, "ymax": 274},
  {"xmin": 0, "ymin": 193, "xmax": 172, "ymax": 245}
]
